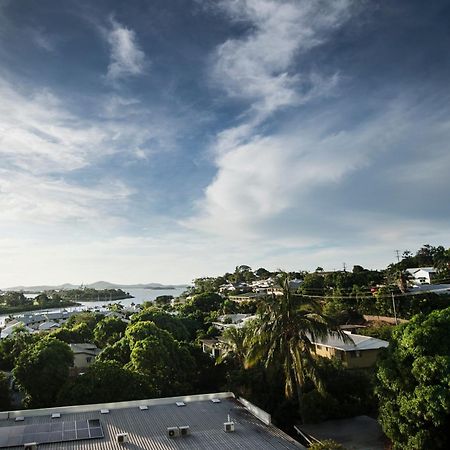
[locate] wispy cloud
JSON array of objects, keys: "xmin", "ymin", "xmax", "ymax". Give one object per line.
[
  {"xmin": 31, "ymin": 28, "xmax": 56, "ymax": 52},
  {"xmin": 211, "ymin": 0, "xmax": 351, "ymax": 127},
  {"xmin": 0, "ymin": 76, "xmax": 177, "ymax": 225},
  {"xmin": 106, "ymin": 19, "xmax": 146, "ymax": 81}
]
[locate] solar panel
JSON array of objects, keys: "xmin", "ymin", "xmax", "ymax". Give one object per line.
[{"xmin": 0, "ymin": 419, "xmax": 104, "ymax": 448}]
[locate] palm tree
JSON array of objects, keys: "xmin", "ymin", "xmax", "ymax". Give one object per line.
[
  {"xmin": 244, "ymin": 273, "xmax": 345, "ymax": 409},
  {"xmin": 216, "ymin": 326, "xmax": 249, "ymax": 367}
]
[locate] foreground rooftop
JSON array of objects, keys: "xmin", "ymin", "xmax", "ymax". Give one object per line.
[{"xmin": 0, "ymin": 392, "xmax": 303, "ymax": 449}]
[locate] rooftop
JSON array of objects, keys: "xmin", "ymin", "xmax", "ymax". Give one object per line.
[
  {"xmin": 0, "ymin": 393, "xmax": 303, "ymax": 450},
  {"xmin": 311, "ymin": 332, "xmax": 389, "ymax": 352}
]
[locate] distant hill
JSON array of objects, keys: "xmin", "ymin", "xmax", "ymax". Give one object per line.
[{"xmin": 2, "ymin": 281, "xmax": 188, "ymax": 292}]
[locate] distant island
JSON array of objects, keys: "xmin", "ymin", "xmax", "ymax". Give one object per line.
[{"xmin": 2, "ymin": 281, "xmax": 188, "ymax": 293}]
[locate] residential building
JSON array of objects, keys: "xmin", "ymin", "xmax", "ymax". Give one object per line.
[
  {"xmin": 212, "ymin": 314, "xmax": 256, "ymax": 330},
  {"xmin": 0, "ymin": 392, "xmax": 304, "ymax": 449},
  {"xmin": 310, "ymin": 332, "xmax": 389, "ymax": 369},
  {"xmin": 69, "ymin": 343, "xmax": 101, "ymax": 371},
  {"xmin": 405, "ymin": 267, "xmax": 437, "ymax": 285},
  {"xmin": 228, "ymin": 292, "xmax": 266, "ymax": 303}
]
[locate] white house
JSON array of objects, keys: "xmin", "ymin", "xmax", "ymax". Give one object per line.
[{"xmin": 405, "ymin": 267, "xmax": 437, "ymax": 285}]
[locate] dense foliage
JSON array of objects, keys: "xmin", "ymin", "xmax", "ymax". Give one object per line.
[
  {"xmin": 13, "ymin": 338, "xmax": 73, "ymax": 407},
  {"xmin": 377, "ymin": 307, "xmax": 450, "ymax": 449}
]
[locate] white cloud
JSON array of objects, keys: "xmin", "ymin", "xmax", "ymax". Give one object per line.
[
  {"xmin": 0, "ymin": 169, "xmax": 133, "ymax": 225},
  {"xmin": 106, "ymin": 20, "xmax": 146, "ymax": 81},
  {"xmin": 187, "ymin": 88, "xmax": 450, "ymax": 247},
  {"xmin": 0, "ymin": 76, "xmax": 178, "ymax": 225},
  {"xmin": 212, "ymin": 0, "xmax": 351, "ymax": 124}
]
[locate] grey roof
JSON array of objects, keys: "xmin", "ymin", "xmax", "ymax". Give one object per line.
[
  {"xmin": 311, "ymin": 332, "xmax": 389, "ymax": 352},
  {"xmin": 69, "ymin": 343, "xmax": 100, "ymax": 356},
  {"xmin": 0, "ymin": 393, "xmax": 303, "ymax": 450}
]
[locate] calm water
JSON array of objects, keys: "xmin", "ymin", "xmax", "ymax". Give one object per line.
[{"xmin": 0, "ymin": 287, "xmax": 187, "ymax": 326}]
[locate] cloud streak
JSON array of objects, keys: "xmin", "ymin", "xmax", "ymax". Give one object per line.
[
  {"xmin": 212, "ymin": 0, "xmax": 351, "ymax": 125},
  {"xmin": 106, "ymin": 19, "xmax": 146, "ymax": 81}
]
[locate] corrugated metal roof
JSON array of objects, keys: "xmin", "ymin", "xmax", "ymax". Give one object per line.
[
  {"xmin": 0, "ymin": 393, "xmax": 303, "ymax": 449},
  {"xmin": 311, "ymin": 332, "xmax": 389, "ymax": 352}
]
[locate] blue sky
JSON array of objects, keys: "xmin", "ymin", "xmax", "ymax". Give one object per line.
[{"xmin": 0, "ymin": 0, "xmax": 449, "ymax": 286}]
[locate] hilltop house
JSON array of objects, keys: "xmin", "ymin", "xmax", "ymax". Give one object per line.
[{"xmin": 405, "ymin": 267, "xmax": 437, "ymax": 285}]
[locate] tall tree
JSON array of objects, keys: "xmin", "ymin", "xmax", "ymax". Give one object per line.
[
  {"xmin": 377, "ymin": 307, "xmax": 450, "ymax": 449},
  {"xmin": 13, "ymin": 338, "xmax": 73, "ymax": 407},
  {"xmin": 245, "ymin": 274, "xmax": 343, "ymax": 414}
]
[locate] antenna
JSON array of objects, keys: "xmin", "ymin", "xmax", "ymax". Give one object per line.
[{"xmin": 395, "ymin": 250, "xmax": 400, "ymax": 263}]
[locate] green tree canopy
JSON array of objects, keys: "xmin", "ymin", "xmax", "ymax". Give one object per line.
[
  {"xmin": 0, "ymin": 372, "xmax": 11, "ymax": 410},
  {"xmin": 13, "ymin": 338, "xmax": 73, "ymax": 407},
  {"xmin": 376, "ymin": 307, "xmax": 450, "ymax": 449},
  {"xmin": 93, "ymin": 316, "xmax": 127, "ymax": 348},
  {"xmin": 58, "ymin": 361, "xmax": 153, "ymax": 406},
  {"xmin": 184, "ymin": 292, "xmax": 224, "ymax": 313},
  {"xmin": 126, "ymin": 321, "xmax": 195, "ymax": 395},
  {"xmin": 131, "ymin": 307, "xmax": 189, "ymax": 341}
]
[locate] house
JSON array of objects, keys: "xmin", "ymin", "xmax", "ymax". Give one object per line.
[
  {"xmin": 0, "ymin": 322, "xmax": 34, "ymax": 339},
  {"xmin": 212, "ymin": 314, "xmax": 256, "ymax": 330},
  {"xmin": 228, "ymin": 292, "xmax": 266, "ymax": 303},
  {"xmin": 267, "ymin": 279, "xmax": 303, "ymax": 296},
  {"xmin": 310, "ymin": 332, "xmax": 389, "ymax": 369},
  {"xmin": 0, "ymin": 392, "xmax": 304, "ymax": 449},
  {"xmin": 38, "ymin": 321, "xmax": 60, "ymax": 332},
  {"xmin": 69, "ymin": 343, "xmax": 101, "ymax": 371},
  {"xmin": 405, "ymin": 267, "xmax": 437, "ymax": 285},
  {"xmin": 199, "ymin": 338, "xmax": 223, "ymax": 358}
]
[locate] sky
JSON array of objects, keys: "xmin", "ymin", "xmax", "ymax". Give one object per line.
[{"xmin": 0, "ymin": 0, "xmax": 449, "ymax": 286}]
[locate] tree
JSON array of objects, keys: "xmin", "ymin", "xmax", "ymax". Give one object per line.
[
  {"xmin": 127, "ymin": 323, "xmax": 196, "ymax": 396},
  {"xmin": 1, "ymin": 292, "xmax": 28, "ymax": 307},
  {"xmin": 309, "ymin": 440, "xmax": 347, "ymax": 450},
  {"xmin": 183, "ymin": 292, "xmax": 224, "ymax": 313},
  {"xmin": 376, "ymin": 307, "xmax": 450, "ymax": 449},
  {"xmin": 93, "ymin": 316, "xmax": 127, "ymax": 348},
  {"xmin": 154, "ymin": 295, "xmax": 173, "ymax": 307},
  {"xmin": 0, "ymin": 372, "xmax": 11, "ymax": 410},
  {"xmin": 217, "ymin": 326, "xmax": 248, "ymax": 367},
  {"xmin": 13, "ymin": 338, "xmax": 73, "ymax": 407},
  {"xmin": 245, "ymin": 274, "xmax": 344, "ymax": 413},
  {"xmin": 0, "ymin": 330, "xmax": 38, "ymax": 371},
  {"xmin": 299, "ymin": 273, "xmax": 325, "ymax": 296},
  {"xmin": 131, "ymin": 307, "xmax": 189, "ymax": 341},
  {"xmin": 58, "ymin": 361, "xmax": 153, "ymax": 405},
  {"xmin": 49, "ymin": 322, "xmax": 92, "ymax": 343}
]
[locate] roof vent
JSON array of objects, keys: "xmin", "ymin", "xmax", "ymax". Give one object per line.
[
  {"xmin": 100, "ymin": 409, "xmax": 110, "ymax": 414},
  {"xmin": 167, "ymin": 427, "xmax": 180, "ymax": 438},
  {"xmin": 179, "ymin": 425, "xmax": 190, "ymax": 436},
  {"xmin": 211, "ymin": 398, "xmax": 221, "ymax": 403},
  {"xmin": 116, "ymin": 433, "xmax": 129, "ymax": 444},
  {"xmin": 51, "ymin": 413, "xmax": 61, "ymax": 419},
  {"xmin": 175, "ymin": 401, "xmax": 185, "ymax": 407},
  {"xmin": 224, "ymin": 422, "xmax": 235, "ymax": 432},
  {"xmin": 24, "ymin": 443, "xmax": 37, "ymax": 450},
  {"xmin": 15, "ymin": 416, "xmax": 25, "ymax": 422},
  {"xmin": 139, "ymin": 405, "xmax": 148, "ymax": 411}
]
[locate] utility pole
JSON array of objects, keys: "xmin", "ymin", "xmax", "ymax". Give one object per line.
[
  {"xmin": 395, "ymin": 250, "xmax": 400, "ymax": 263},
  {"xmin": 391, "ymin": 291, "xmax": 398, "ymax": 325}
]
